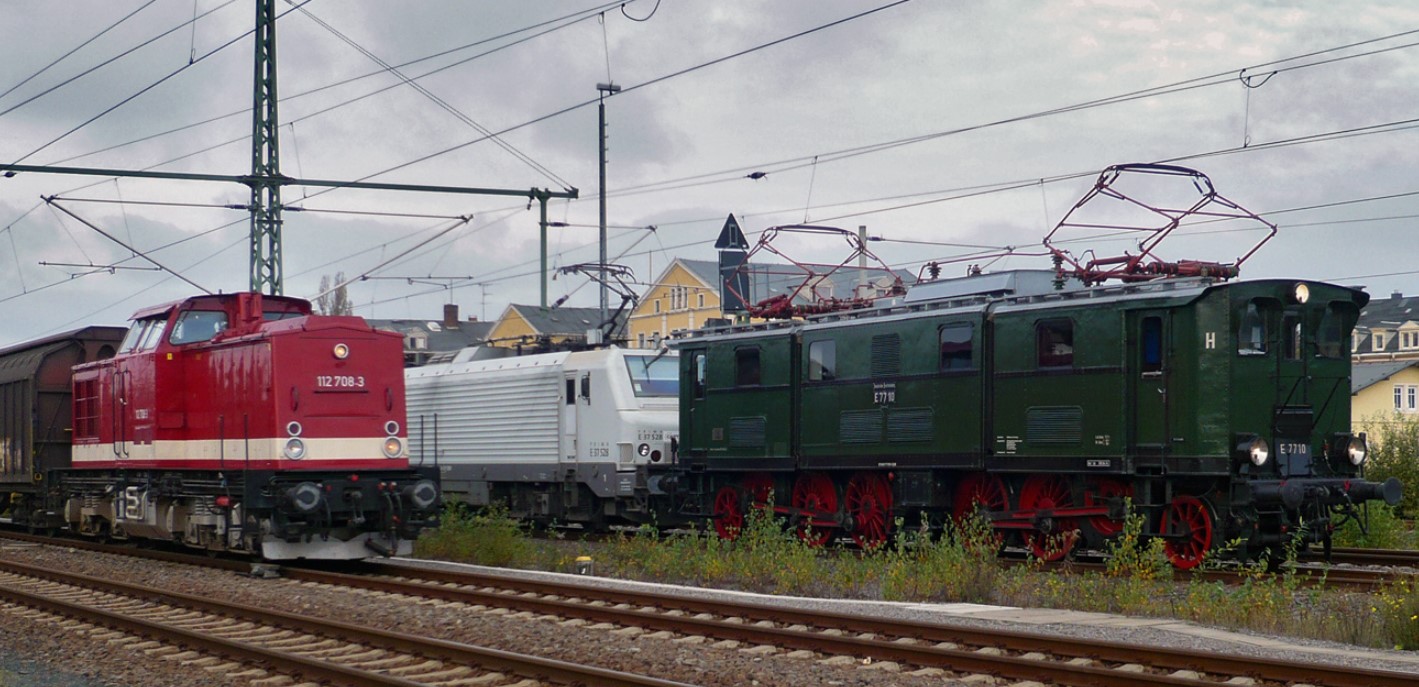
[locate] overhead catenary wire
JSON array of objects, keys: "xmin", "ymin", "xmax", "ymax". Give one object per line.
[
  {"xmin": 289, "ymin": 1, "xmax": 917, "ymax": 204},
  {"xmin": 42, "ymin": 1, "xmax": 627, "ymax": 171},
  {"xmin": 0, "ymin": 0, "xmax": 159, "ymax": 104},
  {"xmin": 0, "ymin": 0, "xmax": 237, "ymax": 121},
  {"xmin": 10, "ymin": 0, "xmax": 314, "ymax": 165},
  {"xmin": 2, "ymin": 8, "xmax": 1419, "ymax": 330},
  {"xmin": 290, "ymin": 4, "xmax": 575, "ymax": 190}
]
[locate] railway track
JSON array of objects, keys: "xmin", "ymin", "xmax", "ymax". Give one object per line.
[
  {"xmin": 3, "ymin": 530, "xmax": 1417, "ymax": 686},
  {"xmin": 290, "ymin": 559, "xmax": 1414, "ymax": 687},
  {"xmin": 0, "ymin": 556, "xmax": 691, "ymax": 687},
  {"xmin": 1319, "ymin": 546, "xmax": 1419, "ymax": 568}
]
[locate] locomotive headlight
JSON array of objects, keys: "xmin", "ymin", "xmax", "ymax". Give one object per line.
[
  {"xmin": 382, "ymin": 437, "xmax": 404, "ymax": 458},
  {"xmin": 286, "ymin": 421, "xmax": 302, "ymax": 437},
  {"xmin": 283, "ymin": 437, "xmax": 306, "ymax": 460},
  {"xmin": 1237, "ymin": 435, "xmax": 1269, "ymax": 467},
  {"xmin": 333, "ymin": 343, "xmax": 350, "ymax": 359},
  {"xmin": 1347, "ymin": 435, "xmax": 1368, "ymax": 466},
  {"xmin": 384, "ymin": 420, "xmax": 400, "ymax": 435},
  {"xmin": 637, "ymin": 443, "xmax": 651, "ymax": 457},
  {"xmin": 1248, "ymin": 438, "xmax": 1270, "ymax": 466},
  {"xmin": 1292, "ymin": 283, "xmax": 1310, "ymax": 304}
]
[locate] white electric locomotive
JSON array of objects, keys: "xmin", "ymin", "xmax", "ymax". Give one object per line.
[{"xmin": 405, "ymin": 346, "xmax": 678, "ymax": 526}]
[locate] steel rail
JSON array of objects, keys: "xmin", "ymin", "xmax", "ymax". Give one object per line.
[
  {"xmin": 338, "ymin": 562, "xmax": 1416, "ymax": 687},
  {"xmin": 0, "ymin": 558, "xmax": 692, "ymax": 687}
]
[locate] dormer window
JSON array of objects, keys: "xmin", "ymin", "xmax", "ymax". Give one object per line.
[{"xmin": 1374, "ymin": 332, "xmax": 1387, "ymax": 350}]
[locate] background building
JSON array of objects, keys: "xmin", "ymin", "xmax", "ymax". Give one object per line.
[
  {"xmin": 369, "ymin": 304, "xmax": 491, "ymax": 366},
  {"xmin": 624, "ymin": 257, "xmax": 913, "ymax": 349},
  {"xmin": 485, "ymin": 304, "xmax": 627, "ymax": 350}
]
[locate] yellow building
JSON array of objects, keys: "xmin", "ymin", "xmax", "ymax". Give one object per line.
[
  {"xmin": 626, "ymin": 259, "xmax": 723, "ymax": 349},
  {"xmin": 485, "ymin": 304, "xmax": 625, "ymax": 349},
  {"xmin": 1352, "ymin": 361, "xmax": 1419, "ymax": 435},
  {"xmin": 625, "ymin": 258, "xmax": 913, "ymax": 349}
]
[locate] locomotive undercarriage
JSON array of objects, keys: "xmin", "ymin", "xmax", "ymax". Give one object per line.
[
  {"xmin": 485, "ymin": 477, "xmax": 659, "ymax": 529},
  {"xmin": 19, "ymin": 468, "xmax": 439, "ymax": 560},
  {"xmin": 683, "ymin": 466, "xmax": 1401, "ymax": 569}
]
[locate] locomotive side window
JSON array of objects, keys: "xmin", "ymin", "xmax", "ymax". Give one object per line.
[
  {"xmin": 1141, "ymin": 316, "xmax": 1163, "ymax": 373},
  {"xmin": 170, "ymin": 310, "xmax": 229, "ymax": 345},
  {"xmin": 1036, "ymin": 319, "xmax": 1074, "ymax": 368},
  {"xmin": 939, "ymin": 323, "xmax": 973, "ymax": 370},
  {"xmin": 1237, "ymin": 301, "xmax": 1268, "ymax": 355},
  {"xmin": 1282, "ymin": 314, "xmax": 1303, "ymax": 360},
  {"xmin": 735, "ymin": 347, "xmax": 761, "ymax": 386},
  {"xmin": 808, "ymin": 340, "xmax": 836, "ymax": 381},
  {"xmin": 693, "ymin": 352, "xmax": 707, "ymax": 398}
]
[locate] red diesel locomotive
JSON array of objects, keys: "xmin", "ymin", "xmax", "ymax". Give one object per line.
[{"xmin": 1, "ymin": 292, "xmax": 438, "ymax": 560}]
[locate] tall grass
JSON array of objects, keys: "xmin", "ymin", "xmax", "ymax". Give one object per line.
[{"xmin": 414, "ymin": 502, "xmax": 1419, "ymax": 649}]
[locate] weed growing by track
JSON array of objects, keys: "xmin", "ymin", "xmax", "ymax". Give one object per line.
[{"xmin": 414, "ymin": 503, "xmax": 1419, "ymax": 650}]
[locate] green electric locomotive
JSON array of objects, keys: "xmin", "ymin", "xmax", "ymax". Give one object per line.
[
  {"xmin": 669, "ymin": 166, "xmax": 1401, "ymax": 569},
  {"xmin": 673, "ymin": 270, "xmax": 1400, "ymax": 567}
]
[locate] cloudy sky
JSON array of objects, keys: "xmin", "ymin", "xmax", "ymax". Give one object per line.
[{"xmin": 2, "ymin": 1, "xmax": 1417, "ymax": 346}]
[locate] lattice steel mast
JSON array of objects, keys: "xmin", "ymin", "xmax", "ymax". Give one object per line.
[{"xmin": 250, "ymin": 0, "xmax": 283, "ymax": 294}]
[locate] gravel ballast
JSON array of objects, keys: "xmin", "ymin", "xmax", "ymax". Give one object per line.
[{"xmin": 1, "ymin": 541, "xmax": 1416, "ymax": 686}]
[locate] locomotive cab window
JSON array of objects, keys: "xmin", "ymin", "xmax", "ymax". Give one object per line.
[
  {"xmin": 1036, "ymin": 319, "xmax": 1074, "ymax": 368},
  {"xmin": 735, "ymin": 346, "xmax": 761, "ymax": 386},
  {"xmin": 119, "ymin": 319, "xmax": 155, "ymax": 353},
  {"xmin": 170, "ymin": 310, "xmax": 229, "ymax": 345},
  {"xmin": 808, "ymin": 340, "xmax": 836, "ymax": 381},
  {"xmin": 624, "ymin": 354, "xmax": 679, "ymax": 397},
  {"xmin": 1316, "ymin": 304, "xmax": 1352, "ymax": 359},
  {"xmin": 137, "ymin": 318, "xmax": 167, "ymax": 351},
  {"xmin": 1282, "ymin": 313, "xmax": 1303, "ymax": 361},
  {"xmin": 1237, "ymin": 300, "xmax": 1269, "ymax": 356},
  {"xmin": 939, "ymin": 323, "xmax": 973, "ymax": 371}
]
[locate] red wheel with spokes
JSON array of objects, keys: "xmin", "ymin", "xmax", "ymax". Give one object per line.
[
  {"xmin": 742, "ymin": 472, "xmax": 775, "ymax": 509},
  {"xmin": 1161, "ymin": 495, "xmax": 1214, "ymax": 570},
  {"xmin": 1084, "ymin": 477, "xmax": 1133, "ymax": 537},
  {"xmin": 791, "ymin": 472, "xmax": 838, "ymax": 547},
  {"xmin": 1017, "ymin": 475, "xmax": 1078, "ymax": 561},
  {"xmin": 712, "ymin": 485, "xmax": 745, "ymax": 540},
  {"xmin": 846, "ymin": 472, "xmax": 894, "ymax": 550},
  {"xmin": 952, "ymin": 472, "xmax": 1008, "ymax": 523}
]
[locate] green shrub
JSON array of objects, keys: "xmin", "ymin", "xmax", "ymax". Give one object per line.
[
  {"xmin": 1374, "ymin": 578, "xmax": 1419, "ymax": 650},
  {"xmin": 1356, "ymin": 411, "xmax": 1419, "ymax": 519},
  {"xmin": 413, "ymin": 502, "xmax": 535, "ymax": 566},
  {"xmin": 1331, "ymin": 502, "xmax": 1416, "ymax": 549}
]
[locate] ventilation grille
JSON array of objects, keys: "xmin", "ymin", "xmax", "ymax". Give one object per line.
[
  {"xmin": 840, "ymin": 410, "xmax": 882, "ymax": 443},
  {"xmin": 871, "ymin": 334, "xmax": 901, "ymax": 377},
  {"xmin": 888, "ymin": 407, "xmax": 933, "ymax": 443},
  {"xmin": 729, "ymin": 416, "xmax": 767, "ymax": 448},
  {"xmin": 1026, "ymin": 406, "xmax": 1082, "ymax": 445}
]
